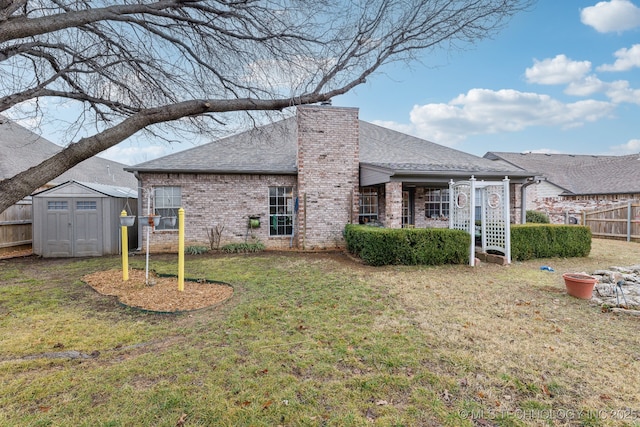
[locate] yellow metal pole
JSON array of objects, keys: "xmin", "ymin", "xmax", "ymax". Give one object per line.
[
  {"xmin": 120, "ymin": 210, "xmax": 129, "ymax": 281},
  {"xmin": 178, "ymin": 207, "xmax": 185, "ymax": 291}
]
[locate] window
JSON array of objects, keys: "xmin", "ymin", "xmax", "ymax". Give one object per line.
[
  {"xmin": 76, "ymin": 201, "xmax": 97, "ymax": 210},
  {"xmin": 154, "ymin": 186, "xmax": 181, "ymax": 230},
  {"xmin": 425, "ymin": 189, "xmax": 450, "ymax": 219},
  {"xmin": 358, "ymin": 188, "xmax": 378, "ymax": 224},
  {"xmin": 269, "ymin": 186, "xmax": 293, "ymax": 236},
  {"xmin": 47, "ymin": 201, "xmax": 68, "ymax": 210},
  {"xmin": 402, "ymin": 190, "xmax": 413, "ymax": 227}
]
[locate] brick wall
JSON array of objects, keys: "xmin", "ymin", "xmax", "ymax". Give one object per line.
[
  {"xmin": 137, "ymin": 105, "xmax": 361, "ymax": 252},
  {"xmin": 524, "ymin": 182, "xmax": 640, "ymax": 224},
  {"xmin": 138, "ymin": 173, "xmax": 297, "ymax": 252},
  {"xmin": 296, "ymin": 106, "xmax": 360, "ymax": 249}
]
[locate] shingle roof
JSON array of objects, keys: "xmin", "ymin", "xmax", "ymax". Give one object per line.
[
  {"xmin": 484, "ymin": 151, "xmax": 640, "ymax": 195},
  {"xmin": 0, "ymin": 115, "xmax": 137, "ymax": 189},
  {"xmin": 359, "ymin": 122, "xmax": 528, "ymax": 176},
  {"xmin": 126, "ymin": 117, "xmax": 298, "ymax": 174},
  {"xmin": 126, "ymin": 114, "xmax": 531, "ymax": 179}
]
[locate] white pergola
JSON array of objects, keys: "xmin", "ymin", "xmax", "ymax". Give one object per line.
[{"xmin": 449, "ymin": 176, "xmax": 511, "ymax": 266}]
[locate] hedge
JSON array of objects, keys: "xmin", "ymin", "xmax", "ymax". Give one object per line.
[
  {"xmin": 344, "ymin": 224, "xmax": 470, "ymax": 266},
  {"xmin": 345, "ymin": 223, "xmax": 592, "ymax": 265},
  {"xmin": 511, "ymin": 224, "xmax": 591, "ymax": 261}
]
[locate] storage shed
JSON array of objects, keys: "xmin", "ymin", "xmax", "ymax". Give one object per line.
[{"xmin": 33, "ymin": 181, "xmax": 137, "ymax": 257}]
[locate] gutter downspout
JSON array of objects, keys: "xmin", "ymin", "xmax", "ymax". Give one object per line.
[{"xmin": 520, "ymin": 176, "xmax": 543, "ymax": 224}]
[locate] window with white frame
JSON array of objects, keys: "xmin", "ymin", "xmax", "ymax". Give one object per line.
[
  {"xmin": 402, "ymin": 190, "xmax": 413, "ymax": 227},
  {"xmin": 425, "ymin": 188, "xmax": 450, "ymax": 219},
  {"xmin": 47, "ymin": 201, "xmax": 68, "ymax": 210},
  {"xmin": 76, "ymin": 201, "xmax": 97, "ymax": 210},
  {"xmin": 154, "ymin": 186, "xmax": 181, "ymax": 230},
  {"xmin": 269, "ymin": 186, "xmax": 293, "ymax": 236},
  {"xmin": 358, "ymin": 187, "xmax": 378, "ymax": 224}
]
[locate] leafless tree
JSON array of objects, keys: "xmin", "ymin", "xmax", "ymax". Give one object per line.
[{"xmin": 0, "ymin": 0, "xmax": 533, "ymax": 212}]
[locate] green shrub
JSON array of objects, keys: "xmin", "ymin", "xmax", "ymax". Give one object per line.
[
  {"xmin": 526, "ymin": 210, "xmax": 550, "ymax": 223},
  {"xmin": 344, "ymin": 224, "xmax": 470, "ymax": 266},
  {"xmin": 511, "ymin": 224, "xmax": 591, "ymax": 261},
  {"xmin": 221, "ymin": 242, "xmax": 266, "ymax": 253},
  {"xmin": 185, "ymin": 245, "xmax": 209, "ymax": 255}
]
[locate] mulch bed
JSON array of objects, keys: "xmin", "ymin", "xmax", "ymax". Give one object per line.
[{"xmin": 83, "ymin": 269, "xmax": 233, "ymax": 312}]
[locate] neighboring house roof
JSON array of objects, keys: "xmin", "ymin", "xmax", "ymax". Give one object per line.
[
  {"xmin": 126, "ymin": 114, "xmax": 533, "ymax": 183},
  {"xmin": 0, "ymin": 115, "xmax": 137, "ymax": 189},
  {"xmin": 484, "ymin": 151, "xmax": 640, "ymax": 196},
  {"xmin": 33, "ymin": 180, "xmax": 138, "ymax": 199}
]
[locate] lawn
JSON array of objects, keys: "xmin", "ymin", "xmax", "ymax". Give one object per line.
[{"xmin": 0, "ymin": 239, "xmax": 639, "ymax": 427}]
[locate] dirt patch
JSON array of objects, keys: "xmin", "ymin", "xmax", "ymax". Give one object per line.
[
  {"xmin": 0, "ymin": 247, "xmax": 33, "ymax": 260},
  {"xmin": 83, "ymin": 269, "xmax": 233, "ymax": 312}
]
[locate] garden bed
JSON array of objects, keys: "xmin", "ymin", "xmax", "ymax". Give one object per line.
[{"xmin": 82, "ymin": 269, "xmax": 233, "ymax": 312}]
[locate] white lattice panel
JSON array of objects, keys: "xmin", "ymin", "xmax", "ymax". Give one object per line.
[
  {"xmin": 482, "ymin": 184, "xmax": 506, "ymax": 252},
  {"xmin": 450, "ymin": 182, "xmax": 472, "ymax": 233}
]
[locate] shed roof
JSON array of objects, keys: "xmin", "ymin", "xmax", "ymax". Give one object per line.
[
  {"xmin": 0, "ymin": 115, "xmax": 137, "ymax": 189},
  {"xmin": 126, "ymin": 114, "xmax": 532, "ymax": 182},
  {"xmin": 33, "ymin": 180, "xmax": 138, "ymax": 198},
  {"xmin": 484, "ymin": 151, "xmax": 640, "ymax": 195}
]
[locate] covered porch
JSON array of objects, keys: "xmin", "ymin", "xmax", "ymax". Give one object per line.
[{"xmin": 357, "ymin": 163, "xmax": 537, "ymax": 229}]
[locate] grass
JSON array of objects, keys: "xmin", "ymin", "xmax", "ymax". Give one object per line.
[{"xmin": 0, "ymin": 240, "xmax": 639, "ymax": 426}]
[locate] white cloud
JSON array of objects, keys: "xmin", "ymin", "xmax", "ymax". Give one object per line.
[
  {"xmin": 564, "ymin": 75, "xmax": 607, "ymax": 96},
  {"xmin": 379, "ymin": 88, "xmax": 615, "ymax": 146},
  {"xmin": 525, "ymin": 55, "xmax": 591, "ymax": 85},
  {"xmin": 610, "ymin": 138, "xmax": 640, "ymax": 153},
  {"xmin": 605, "ymin": 79, "xmax": 640, "ymax": 104},
  {"xmin": 581, "ymin": 0, "xmax": 640, "ymax": 33},
  {"xmin": 523, "ymin": 54, "xmax": 640, "ymax": 105},
  {"xmin": 598, "ymin": 44, "xmax": 640, "ymax": 71},
  {"xmin": 99, "ymin": 144, "xmax": 172, "ymax": 165}
]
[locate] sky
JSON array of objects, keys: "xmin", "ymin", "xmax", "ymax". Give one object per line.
[
  {"xmin": 333, "ymin": 0, "xmax": 640, "ymax": 158},
  {"xmin": 79, "ymin": 0, "xmax": 640, "ymax": 163}
]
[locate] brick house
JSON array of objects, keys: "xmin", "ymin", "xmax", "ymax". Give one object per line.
[
  {"xmin": 126, "ymin": 106, "xmax": 534, "ymax": 251},
  {"xmin": 484, "ymin": 152, "xmax": 640, "ymax": 224}
]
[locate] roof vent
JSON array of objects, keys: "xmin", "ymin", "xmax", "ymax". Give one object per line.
[{"xmin": 320, "ymin": 99, "xmax": 332, "ymax": 106}]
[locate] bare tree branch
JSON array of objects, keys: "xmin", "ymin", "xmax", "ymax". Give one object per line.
[{"xmin": 0, "ymin": 0, "xmax": 535, "ymax": 212}]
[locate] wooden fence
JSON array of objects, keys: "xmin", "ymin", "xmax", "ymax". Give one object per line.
[
  {"xmin": 0, "ymin": 199, "xmax": 32, "ymax": 253},
  {"xmin": 582, "ymin": 201, "xmax": 640, "ymax": 242}
]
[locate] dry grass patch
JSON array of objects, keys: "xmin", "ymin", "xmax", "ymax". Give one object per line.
[
  {"xmin": 2, "ymin": 243, "xmax": 640, "ymax": 426},
  {"xmin": 368, "ymin": 239, "xmax": 640, "ymax": 425}
]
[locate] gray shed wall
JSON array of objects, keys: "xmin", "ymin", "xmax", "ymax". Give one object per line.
[{"xmin": 33, "ymin": 182, "xmax": 137, "ymax": 257}]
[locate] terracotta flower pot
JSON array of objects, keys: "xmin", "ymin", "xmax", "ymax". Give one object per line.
[{"xmin": 562, "ymin": 273, "xmax": 597, "ymax": 299}]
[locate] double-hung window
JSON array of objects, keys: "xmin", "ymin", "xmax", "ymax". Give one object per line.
[
  {"xmin": 269, "ymin": 186, "xmax": 293, "ymax": 236},
  {"xmin": 425, "ymin": 189, "xmax": 450, "ymax": 219},
  {"xmin": 358, "ymin": 188, "xmax": 378, "ymax": 224},
  {"xmin": 154, "ymin": 186, "xmax": 181, "ymax": 230}
]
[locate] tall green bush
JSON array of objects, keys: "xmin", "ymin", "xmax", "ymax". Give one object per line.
[
  {"xmin": 526, "ymin": 210, "xmax": 550, "ymax": 223},
  {"xmin": 344, "ymin": 224, "xmax": 470, "ymax": 266}
]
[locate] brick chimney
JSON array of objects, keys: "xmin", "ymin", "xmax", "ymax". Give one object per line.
[{"xmin": 296, "ymin": 105, "xmax": 360, "ymax": 249}]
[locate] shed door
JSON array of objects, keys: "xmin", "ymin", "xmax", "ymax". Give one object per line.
[
  {"xmin": 74, "ymin": 200, "xmax": 100, "ymax": 256},
  {"xmin": 44, "ymin": 199, "xmax": 102, "ymax": 257},
  {"xmin": 45, "ymin": 200, "xmax": 73, "ymax": 257}
]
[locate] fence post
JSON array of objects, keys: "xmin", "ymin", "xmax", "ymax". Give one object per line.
[{"xmin": 628, "ymin": 201, "xmax": 632, "ymax": 242}]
